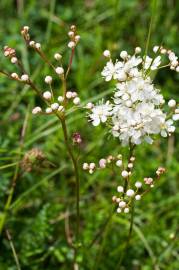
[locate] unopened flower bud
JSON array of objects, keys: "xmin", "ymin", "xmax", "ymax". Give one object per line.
[
  {"xmin": 55, "ymin": 66, "xmax": 64, "ymax": 75},
  {"xmin": 117, "ymin": 186, "xmax": 124, "ymax": 193},
  {"xmin": 117, "ymin": 208, "xmax": 122, "ymax": 213},
  {"xmin": 66, "ymin": 91, "xmax": 73, "ymax": 99},
  {"xmin": 29, "ymin": 40, "xmax": 35, "ymax": 47},
  {"xmin": 72, "ymin": 132, "xmax": 82, "ymax": 144},
  {"xmin": 46, "ymin": 107, "xmax": 53, "ymax": 114},
  {"xmin": 68, "ymin": 31, "xmax": 74, "ymax": 38},
  {"xmin": 121, "ymin": 170, "xmax": 129, "ymax": 178},
  {"xmin": 45, "ymin": 76, "xmax": 52, "ymax": 84},
  {"xmin": 73, "ymin": 97, "xmax": 80, "ymax": 105},
  {"xmin": 58, "ymin": 105, "xmax": 64, "ymax": 112},
  {"xmin": 116, "ymin": 160, "xmax": 122, "ymax": 167},
  {"xmin": 135, "ymin": 195, "xmax": 141, "ymax": 201},
  {"xmin": 83, "ymin": 163, "xmax": 89, "ymax": 170},
  {"xmin": 54, "ymin": 53, "xmax": 62, "ymax": 60},
  {"xmin": 89, "ymin": 163, "xmax": 95, "ymax": 170},
  {"xmin": 119, "ymin": 201, "xmax": 126, "ymax": 208},
  {"xmin": 58, "ymin": 96, "xmax": 64, "ymax": 103},
  {"xmin": 68, "ymin": 41, "xmax": 76, "ymax": 49},
  {"xmin": 32, "ymin": 106, "xmax": 42, "ymax": 114},
  {"xmin": 51, "ymin": 103, "xmax": 59, "ymax": 111},
  {"xmin": 35, "ymin": 43, "xmax": 41, "ymax": 49},
  {"xmin": 103, "ymin": 50, "xmax": 111, "ymax": 58},
  {"xmin": 43, "ymin": 91, "xmax": 52, "ymax": 100},
  {"xmin": 135, "ymin": 47, "xmax": 141, "ymax": 54},
  {"xmin": 99, "ymin": 159, "xmax": 106, "ymax": 168},
  {"xmin": 11, "ymin": 73, "xmax": 19, "ymax": 79},
  {"xmin": 168, "ymin": 99, "xmax": 176, "ymax": 108},
  {"xmin": 126, "ymin": 189, "xmax": 135, "ymax": 197},
  {"xmin": 21, "ymin": 74, "xmax": 29, "ymax": 82},
  {"xmin": 135, "ymin": 181, "xmax": 142, "ymax": 188},
  {"xmin": 11, "ymin": 57, "xmax": 18, "ymax": 64},
  {"xmin": 75, "ymin": 35, "xmax": 80, "ymax": 42},
  {"xmin": 153, "ymin": 46, "xmax": 159, "ymax": 53},
  {"xmin": 120, "ymin": 51, "xmax": 128, "ymax": 59},
  {"xmin": 86, "ymin": 102, "xmax": 94, "ymax": 109},
  {"xmin": 124, "ymin": 208, "xmax": 130, "ymax": 213}
]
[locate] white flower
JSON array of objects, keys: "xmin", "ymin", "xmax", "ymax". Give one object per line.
[
  {"xmin": 153, "ymin": 46, "xmax": 159, "ymax": 53},
  {"xmin": 68, "ymin": 41, "xmax": 75, "ymax": 48},
  {"xmin": 83, "ymin": 163, "xmax": 89, "ymax": 170},
  {"xmin": 116, "ymin": 160, "xmax": 122, "ymax": 167},
  {"xmin": 124, "ymin": 208, "xmax": 130, "ymax": 213},
  {"xmin": 101, "ymin": 60, "xmax": 122, "ymax": 81},
  {"xmin": 35, "ymin": 43, "xmax": 41, "ymax": 49},
  {"xmin": 135, "ymin": 47, "xmax": 141, "ymax": 54},
  {"xmin": 58, "ymin": 106, "xmax": 64, "ymax": 112},
  {"xmin": 121, "ymin": 170, "xmax": 129, "ymax": 178},
  {"xmin": 173, "ymin": 114, "xmax": 179, "ymax": 121},
  {"xmin": 144, "ymin": 56, "xmax": 161, "ymax": 70},
  {"xmin": 135, "ymin": 195, "xmax": 141, "ymax": 200},
  {"xmin": 120, "ymin": 51, "xmax": 128, "ymax": 59},
  {"xmin": 99, "ymin": 159, "xmax": 106, "ymax": 168},
  {"xmin": 119, "ymin": 201, "xmax": 126, "ymax": 208},
  {"xmin": 89, "ymin": 101, "xmax": 112, "ymax": 126},
  {"xmin": 135, "ymin": 181, "xmax": 142, "ymax": 188},
  {"xmin": 46, "ymin": 107, "xmax": 52, "ymax": 114},
  {"xmin": 51, "ymin": 103, "xmax": 59, "ymax": 111},
  {"xmin": 58, "ymin": 96, "xmax": 64, "ymax": 103}
]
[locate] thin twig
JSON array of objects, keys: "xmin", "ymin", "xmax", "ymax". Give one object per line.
[{"xmin": 6, "ymin": 229, "xmax": 21, "ymax": 270}]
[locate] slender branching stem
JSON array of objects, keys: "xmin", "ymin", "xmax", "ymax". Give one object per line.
[{"xmin": 6, "ymin": 229, "xmax": 21, "ymax": 270}]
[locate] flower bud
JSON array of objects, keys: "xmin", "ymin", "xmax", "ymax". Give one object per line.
[
  {"xmin": 45, "ymin": 76, "xmax": 52, "ymax": 84},
  {"xmin": 55, "ymin": 67, "xmax": 64, "ymax": 75},
  {"xmin": 103, "ymin": 50, "xmax": 111, "ymax": 58},
  {"xmin": 73, "ymin": 97, "xmax": 80, "ymax": 105},
  {"xmin": 43, "ymin": 91, "xmax": 52, "ymax": 100},
  {"xmin": 121, "ymin": 170, "xmax": 129, "ymax": 178},
  {"xmin": 21, "ymin": 74, "xmax": 29, "ymax": 82},
  {"xmin": 32, "ymin": 106, "xmax": 42, "ymax": 115},
  {"xmin": 54, "ymin": 53, "xmax": 62, "ymax": 60},
  {"xmin": 51, "ymin": 103, "xmax": 59, "ymax": 111}
]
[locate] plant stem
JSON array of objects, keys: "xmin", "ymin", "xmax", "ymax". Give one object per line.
[
  {"xmin": 60, "ymin": 118, "xmax": 80, "ymax": 242},
  {"xmin": 116, "ymin": 202, "xmax": 135, "ymax": 270},
  {"xmin": 6, "ymin": 229, "xmax": 21, "ymax": 270}
]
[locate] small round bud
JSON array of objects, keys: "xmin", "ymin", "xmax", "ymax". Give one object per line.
[
  {"xmin": 128, "ymin": 163, "xmax": 133, "ymax": 169},
  {"xmin": 103, "ymin": 50, "xmax": 111, "ymax": 58},
  {"xmin": 117, "ymin": 186, "xmax": 124, "ymax": 193},
  {"xmin": 71, "ymin": 92, "xmax": 77, "ymax": 98},
  {"xmin": 168, "ymin": 99, "xmax": 176, "ymax": 108},
  {"xmin": 57, "ymin": 96, "xmax": 64, "ymax": 103},
  {"xmin": 35, "ymin": 43, "xmax": 41, "ymax": 49},
  {"xmin": 43, "ymin": 91, "xmax": 52, "ymax": 100},
  {"xmin": 21, "ymin": 74, "xmax": 29, "ymax": 82},
  {"xmin": 46, "ymin": 107, "xmax": 53, "ymax": 114},
  {"xmin": 83, "ymin": 163, "xmax": 89, "ymax": 170},
  {"xmin": 45, "ymin": 76, "xmax": 52, "ymax": 84},
  {"xmin": 135, "ymin": 181, "xmax": 142, "ymax": 188},
  {"xmin": 117, "ymin": 208, "xmax": 122, "ymax": 213},
  {"xmin": 73, "ymin": 97, "xmax": 80, "ymax": 105},
  {"xmin": 175, "ymin": 108, "xmax": 179, "ymax": 114},
  {"xmin": 66, "ymin": 91, "xmax": 73, "ymax": 99},
  {"xmin": 89, "ymin": 169, "xmax": 94, "ymax": 174},
  {"xmin": 70, "ymin": 25, "xmax": 76, "ymax": 31},
  {"xmin": 68, "ymin": 31, "xmax": 74, "ymax": 38},
  {"xmin": 112, "ymin": 196, "xmax": 117, "ymax": 202},
  {"xmin": 116, "ymin": 198, "xmax": 121, "ymax": 203},
  {"xmin": 11, "ymin": 73, "xmax": 19, "ymax": 79},
  {"xmin": 89, "ymin": 163, "xmax": 95, "ymax": 170},
  {"xmin": 54, "ymin": 53, "xmax": 62, "ymax": 60},
  {"xmin": 32, "ymin": 106, "xmax": 42, "ymax": 115},
  {"xmin": 23, "ymin": 26, "xmax": 29, "ymax": 31},
  {"xmin": 153, "ymin": 46, "xmax": 159, "ymax": 53},
  {"xmin": 29, "ymin": 40, "xmax": 35, "ymax": 47},
  {"xmin": 68, "ymin": 41, "xmax": 76, "ymax": 49},
  {"xmin": 119, "ymin": 201, "xmax": 126, "ymax": 208},
  {"xmin": 176, "ymin": 66, "xmax": 179, "ymax": 72},
  {"xmin": 55, "ymin": 67, "xmax": 64, "ymax": 75},
  {"xmin": 116, "ymin": 160, "xmax": 122, "ymax": 167},
  {"xmin": 161, "ymin": 48, "xmax": 167, "ymax": 54},
  {"xmin": 51, "ymin": 103, "xmax": 59, "ymax": 111},
  {"xmin": 126, "ymin": 189, "xmax": 135, "ymax": 197},
  {"xmin": 86, "ymin": 102, "xmax": 94, "ymax": 109},
  {"xmin": 75, "ymin": 35, "xmax": 80, "ymax": 42},
  {"xmin": 11, "ymin": 57, "xmax": 17, "ymax": 64},
  {"xmin": 120, "ymin": 51, "xmax": 128, "ymax": 59},
  {"xmin": 58, "ymin": 105, "xmax": 64, "ymax": 112},
  {"xmin": 135, "ymin": 47, "xmax": 141, "ymax": 54},
  {"xmin": 124, "ymin": 208, "xmax": 129, "ymax": 213},
  {"xmin": 172, "ymin": 114, "xmax": 179, "ymax": 121},
  {"xmin": 130, "ymin": 156, "xmax": 135, "ymax": 162},
  {"xmin": 121, "ymin": 170, "xmax": 129, "ymax": 178},
  {"xmin": 135, "ymin": 195, "xmax": 141, "ymax": 201},
  {"xmin": 99, "ymin": 159, "xmax": 106, "ymax": 168}
]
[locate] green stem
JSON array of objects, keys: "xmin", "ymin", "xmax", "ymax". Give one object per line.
[
  {"xmin": 116, "ymin": 203, "xmax": 135, "ymax": 270},
  {"xmin": 6, "ymin": 229, "xmax": 21, "ymax": 270},
  {"xmin": 60, "ymin": 118, "xmax": 80, "ymax": 243}
]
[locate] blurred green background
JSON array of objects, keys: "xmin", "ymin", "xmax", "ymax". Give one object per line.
[{"xmin": 0, "ymin": 0, "xmax": 179, "ymax": 269}]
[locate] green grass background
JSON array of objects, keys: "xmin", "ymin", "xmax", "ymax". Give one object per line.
[{"xmin": 0, "ymin": 0, "xmax": 179, "ymax": 269}]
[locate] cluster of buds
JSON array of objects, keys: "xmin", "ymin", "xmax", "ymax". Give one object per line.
[
  {"xmin": 112, "ymin": 181, "xmax": 143, "ymax": 214},
  {"xmin": 156, "ymin": 167, "xmax": 166, "ymax": 176},
  {"xmin": 153, "ymin": 45, "xmax": 179, "ymax": 72},
  {"xmin": 66, "ymin": 91, "xmax": 80, "ymax": 105},
  {"xmin": 144, "ymin": 177, "xmax": 154, "ymax": 187},
  {"xmin": 68, "ymin": 25, "xmax": 80, "ymax": 49},
  {"xmin": 82, "ymin": 153, "xmax": 124, "ymax": 174},
  {"xmin": 82, "ymin": 162, "xmax": 96, "ymax": 174},
  {"xmin": 3, "ymin": 46, "xmax": 18, "ymax": 64},
  {"xmin": 72, "ymin": 132, "xmax": 82, "ymax": 145},
  {"xmin": 21, "ymin": 26, "xmax": 41, "ymax": 50}
]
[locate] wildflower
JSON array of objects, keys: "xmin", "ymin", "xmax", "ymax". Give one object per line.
[
  {"xmin": 89, "ymin": 101, "xmax": 112, "ymax": 126},
  {"xmin": 144, "ymin": 56, "xmax": 161, "ymax": 70}
]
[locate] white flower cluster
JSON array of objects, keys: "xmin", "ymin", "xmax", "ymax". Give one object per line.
[{"xmin": 88, "ymin": 47, "xmax": 178, "ymax": 145}]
